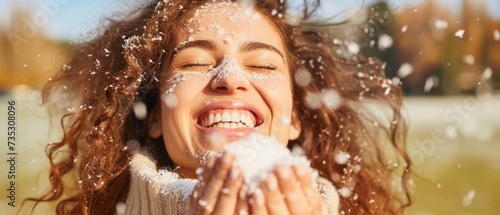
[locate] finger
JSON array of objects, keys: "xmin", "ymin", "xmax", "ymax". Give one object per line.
[
  {"xmin": 293, "ymin": 165, "xmax": 322, "ymax": 214},
  {"xmin": 189, "ymin": 156, "xmax": 216, "ymax": 215},
  {"xmin": 275, "ymin": 165, "xmax": 311, "ymax": 215},
  {"xmin": 192, "ymin": 152, "xmax": 235, "ymax": 214},
  {"xmin": 212, "ymin": 165, "xmax": 245, "ymax": 214},
  {"xmin": 192, "ymin": 155, "xmax": 217, "ymax": 199},
  {"xmin": 249, "ymin": 188, "xmax": 267, "ymax": 215},
  {"xmin": 260, "ymin": 174, "xmax": 289, "ymax": 215},
  {"xmin": 198, "ymin": 155, "xmax": 217, "ymax": 183},
  {"xmin": 235, "ymin": 183, "xmax": 250, "ymax": 215}
]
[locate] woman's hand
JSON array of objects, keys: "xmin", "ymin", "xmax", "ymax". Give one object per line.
[
  {"xmin": 250, "ymin": 164, "xmax": 323, "ymax": 215},
  {"xmin": 189, "ymin": 152, "xmax": 249, "ymax": 215}
]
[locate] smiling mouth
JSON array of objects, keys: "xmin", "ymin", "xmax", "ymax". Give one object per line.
[{"xmin": 198, "ymin": 110, "xmax": 257, "ymax": 128}]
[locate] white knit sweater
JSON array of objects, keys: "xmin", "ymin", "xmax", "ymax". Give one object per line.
[{"xmin": 121, "ymin": 152, "xmax": 339, "ymax": 214}]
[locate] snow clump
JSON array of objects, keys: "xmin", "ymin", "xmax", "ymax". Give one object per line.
[{"xmin": 224, "ymin": 133, "xmax": 315, "ymax": 193}]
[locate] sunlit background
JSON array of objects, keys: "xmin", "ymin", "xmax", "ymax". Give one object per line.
[{"xmin": 0, "ymin": 0, "xmax": 499, "ymax": 214}]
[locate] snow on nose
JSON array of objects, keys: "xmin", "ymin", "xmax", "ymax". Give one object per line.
[{"xmin": 210, "ymin": 56, "xmax": 250, "ymax": 91}]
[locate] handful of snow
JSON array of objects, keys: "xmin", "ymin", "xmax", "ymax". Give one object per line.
[{"xmin": 223, "ymin": 133, "xmax": 314, "ymax": 193}]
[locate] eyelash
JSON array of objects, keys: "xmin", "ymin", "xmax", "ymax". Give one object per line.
[
  {"xmin": 248, "ymin": 64, "xmax": 277, "ymax": 70},
  {"xmin": 180, "ymin": 63, "xmax": 211, "ymax": 68}
]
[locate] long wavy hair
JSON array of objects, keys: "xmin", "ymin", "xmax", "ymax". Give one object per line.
[{"xmin": 27, "ymin": 0, "xmax": 412, "ymax": 214}]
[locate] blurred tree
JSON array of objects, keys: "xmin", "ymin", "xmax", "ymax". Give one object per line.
[
  {"xmin": 373, "ymin": 0, "xmax": 500, "ymax": 95},
  {"xmin": 0, "ymin": 7, "xmax": 73, "ymax": 90}
]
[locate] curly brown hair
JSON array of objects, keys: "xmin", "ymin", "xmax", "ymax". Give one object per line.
[{"xmin": 27, "ymin": 0, "xmax": 412, "ymax": 214}]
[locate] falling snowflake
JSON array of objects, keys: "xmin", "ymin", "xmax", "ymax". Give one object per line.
[
  {"xmin": 397, "ymin": 63, "xmax": 413, "ymax": 78},
  {"xmin": 294, "ymin": 68, "xmax": 312, "ymax": 87},
  {"xmin": 462, "ymin": 189, "xmax": 476, "ymax": 207},
  {"xmin": 116, "ymin": 203, "xmax": 126, "ymax": 215},
  {"xmin": 494, "ymin": 29, "xmax": 500, "ymax": 41},
  {"xmin": 424, "ymin": 76, "xmax": 438, "ymax": 92},
  {"xmin": 281, "ymin": 117, "xmax": 291, "ymax": 125},
  {"xmin": 482, "ymin": 67, "xmax": 492, "ymax": 80},
  {"xmin": 462, "ymin": 55, "xmax": 475, "ymax": 65},
  {"xmin": 291, "ymin": 145, "xmax": 305, "ymax": 156},
  {"xmin": 339, "ymin": 187, "xmax": 352, "ymax": 198},
  {"xmin": 455, "ymin": 29, "xmax": 465, "ymax": 38},
  {"xmin": 322, "ymin": 89, "xmax": 342, "ymax": 110},
  {"xmin": 133, "ymin": 101, "xmax": 148, "ymax": 120},
  {"xmin": 401, "ymin": 25, "xmax": 408, "ymax": 33},
  {"xmin": 163, "ymin": 94, "xmax": 178, "ymax": 108},
  {"xmin": 208, "ymin": 133, "xmax": 227, "ymax": 148},
  {"xmin": 378, "ymin": 34, "xmax": 393, "ymax": 51},
  {"xmin": 334, "ymin": 151, "xmax": 350, "ymax": 165},
  {"xmin": 434, "ymin": 19, "xmax": 448, "ymax": 29},
  {"xmin": 125, "ymin": 139, "xmax": 140, "ymax": 152},
  {"xmin": 347, "ymin": 42, "xmax": 360, "ymax": 55},
  {"xmin": 305, "ymin": 92, "xmax": 322, "ymax": 109}
]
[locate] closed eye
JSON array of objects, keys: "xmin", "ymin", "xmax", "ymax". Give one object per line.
[
  {"xmin": 247, "ymin": 64, "xmax": 277, "ymax": 70},
  {"xmin": 180, "ymin": 63, "xmax": 212, "ymax": 68}
]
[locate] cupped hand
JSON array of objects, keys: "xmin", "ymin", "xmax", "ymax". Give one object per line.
[
  {"xmin": 189, "ymin": 152, "xmax": 250, "ymax": 215},
  {"xmin": 250, "ymin": 164, "xmax": 323, "ymax": 215}
]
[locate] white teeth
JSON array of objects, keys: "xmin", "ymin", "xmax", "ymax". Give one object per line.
[
  {"xmin": 202, "ymin": 111, "xmax": 256, "ymax": 128},
  {"xmin": 209, "ymin": 114, "xmax": 214, "ymax": 126},
  {"xmin": 222, "ymin": 112, "xmax": 231, "ymax": 122},
  {"xmin": 231, "ymin": 112, "xmax": 240, "ymax": 122},
  {"xmin": 215, "ymin": 113, "xmax": 221, "ymax": 123},
  {"xmin": 241, "ymin": 114, "xmax": 248, "ymax": 125}
]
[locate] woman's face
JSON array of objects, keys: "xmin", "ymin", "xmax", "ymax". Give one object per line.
[{"xmin": 149, "ymin": 2, "xmax": 301, "ymax": 177}]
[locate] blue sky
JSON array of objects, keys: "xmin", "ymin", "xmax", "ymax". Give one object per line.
[
  {"xmin": 0, "ymin": 0, "xmax": 145, "ymax": 40},
  {"xmin": 0, "ymin": 0, "xmax": 499, "ymax": 41}
]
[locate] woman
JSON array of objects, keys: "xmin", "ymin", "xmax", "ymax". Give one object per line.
[{"xmin": 28, "ymin": 0, "xmax": 412, "ymax": 214}]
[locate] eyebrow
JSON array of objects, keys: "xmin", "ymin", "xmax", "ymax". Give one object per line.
[
  {"xmin": 174, "ymin": 40, "xmax": 216, "ymax": 53},
  {"xmin": 240, "ymin": 41, "xmax": 285, "ymax": 59}
]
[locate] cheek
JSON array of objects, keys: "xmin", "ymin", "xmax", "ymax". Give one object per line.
[
  {"xmin": 160, "ymin": 72, "xmax": 209, "ymax": 107},
  {"xmin": 252, "ymin": 73, "xmax": 293, "ymax": 104}
]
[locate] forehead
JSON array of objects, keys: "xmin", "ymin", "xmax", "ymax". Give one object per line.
[
  {"xmin": 175, "ymin": 2, "xmax": 284, "ymax": 46},
  {"xmin": 182, "ymin": 2, "xmax": 261, "ymax": 29}
]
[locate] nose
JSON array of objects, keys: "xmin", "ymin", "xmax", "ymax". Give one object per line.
[
  {"xmin": 210, "ymin": 71, "xmax": 249, "ymax": 92},
  {"xmin": 210, "ymin": 59, "xmax": 250, "ymax": 93}
]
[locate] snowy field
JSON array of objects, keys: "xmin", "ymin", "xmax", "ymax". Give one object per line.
[{"xmin": 0, "ymin": 89, "xmax": 498, "ymax": 214}]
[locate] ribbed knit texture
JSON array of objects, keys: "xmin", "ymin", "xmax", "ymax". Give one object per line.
[{"xmin": 122, "ymin": 152, "xmax": 339, "ymax": 214}]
